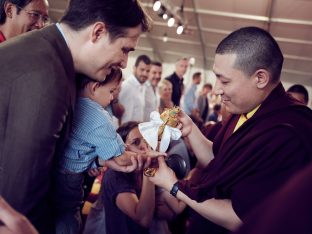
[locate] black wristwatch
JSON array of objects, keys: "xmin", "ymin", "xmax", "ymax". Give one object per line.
[{"xmin": 170, "ymin": 181, "xmax": 179, "ymax": 197}]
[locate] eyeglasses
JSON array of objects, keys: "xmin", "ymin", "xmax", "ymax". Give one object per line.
[{"xmin": 16, "ymin": 5, "xmax": 49, "ymax": 26}]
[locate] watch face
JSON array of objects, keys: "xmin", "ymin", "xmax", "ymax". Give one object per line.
[{"xmin": 165, "ymin": 154, "xmax": 187, "ymax": 179}]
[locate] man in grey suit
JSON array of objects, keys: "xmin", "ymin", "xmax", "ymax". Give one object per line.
[{"xmin": 0, "ymin": 0, "xmax": 151, "ymax": 233}]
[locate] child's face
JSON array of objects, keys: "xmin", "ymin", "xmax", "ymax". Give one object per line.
[{"xmin": 93, "ymin": 80, "xmax": 119, "ymax": 108}]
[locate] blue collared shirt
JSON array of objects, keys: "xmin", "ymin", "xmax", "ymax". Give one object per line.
[
  {"xmin": 183, "ymin": 84, "xmax": 198, "ymax": 115},
  {"xmin": 58, "ymin": 97, "xmax": 125, "ymax": 173}
]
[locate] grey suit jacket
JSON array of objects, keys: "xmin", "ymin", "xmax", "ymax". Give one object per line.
[{"xmin": 0, "ymin": 24, "xmax": 76, "ymax": 232}]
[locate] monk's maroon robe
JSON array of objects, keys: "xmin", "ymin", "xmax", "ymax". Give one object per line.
[
  {"xmin": 179, "ymin": 83, "xmax": 312, "ymax": 233},
  {"xmin": 234, "ymin": 161, "xmax": 312, "ymax": 234}
]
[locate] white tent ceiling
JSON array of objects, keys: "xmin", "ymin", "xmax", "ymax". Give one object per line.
[{"xmin": 49, "ymin": 0, "xmax": 312, "ymax": 87}]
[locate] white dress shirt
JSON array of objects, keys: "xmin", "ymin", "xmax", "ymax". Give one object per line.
[
  {"xmin": 143, "ymin": 80, "xmax": 159, "ymax": 121},
  {"xmin": 119, "ymin": 74, "xmax": 146, "ymax": 124}
]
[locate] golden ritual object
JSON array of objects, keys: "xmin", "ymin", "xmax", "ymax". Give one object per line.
[
  {"xmin": 157, "ymin": 106, "xmax": 180, "ymax": 141},
  {"xmin": 143, "ymin": 107, "xmax": 181, "ymax": 177},
  {"xmin": 143, "ymin": 167, "xmax": 157, "ymax": 177}
]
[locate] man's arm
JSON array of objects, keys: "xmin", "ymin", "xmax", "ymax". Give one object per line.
[
  {"xmin": 178, "ymin": 194, "xmax": 242, "ymax": 231},
  {"xmin": 148, "ymin": 157, "xmax": 242, "ymax": 231}
]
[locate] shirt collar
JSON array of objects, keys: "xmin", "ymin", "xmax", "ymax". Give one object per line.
[
  {"xmin": 129, "ymin": 74, "xmax": 144, "ymax": 86},
  {"xmin": 56, "ymin": 23, "xmax": 68, "ymax": 45},
  {"xmin": 244, "ymin": 104, "xmax": 261, "ymax": 119}
]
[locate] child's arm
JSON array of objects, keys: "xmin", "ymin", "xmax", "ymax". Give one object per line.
[
  {"xmin": 115, "ymin": 158, "xmax": 155, "ymax": 228},
  {"xmin": 99, "ymin": 151, "xmax": 139, "ymax": 173}
]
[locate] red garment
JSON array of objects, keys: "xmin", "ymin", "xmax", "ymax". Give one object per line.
[
  {"xmin": 0, "ymin": 31, "xmax": 6, "ymax": 43},
  {"xmin": 179, "ymin": 83, "xmax": 312, "ymax": 233}
]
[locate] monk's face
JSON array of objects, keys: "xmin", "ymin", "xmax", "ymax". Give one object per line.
[{"xmin": 213, "ymin": 54, "xmax": 261, "ymax": 114}]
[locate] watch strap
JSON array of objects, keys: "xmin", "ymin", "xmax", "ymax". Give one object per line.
[{"xmin": 170, "ymin": 181, "xmax": 179, "ymax": 197}]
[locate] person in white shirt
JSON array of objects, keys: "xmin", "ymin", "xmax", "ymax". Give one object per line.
[
  {"xmin": 144, "ymin": 61, "xmax": 162, "ymax": 121},
  {"xmin": 119, "ymin": 54, "xmax": 151, "ymax": 124}
]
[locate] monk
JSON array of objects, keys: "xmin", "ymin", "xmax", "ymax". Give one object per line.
[{"xmin": 147, "ymin": 26, "xmax": 312, "ymax": 234}]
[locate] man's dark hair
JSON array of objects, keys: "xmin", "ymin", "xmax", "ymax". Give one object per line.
[
  {"xmin": 0, "ymin": 0, "xmax": 32, "ymax": 24},
  {"xmin": 77, "ymin": 68, "xmax": 122, "ymax": 91},
  {"xmin": 117, "ymin": 121, "xmax": 139, "ymax": 142},
  {"xmin": 61, "ymin": 0, "xmax": 151, "ymax": 41},
  {"xmin": 287, "ymin": 84, "xmax": 309, "ymax": 105},
  {"xmin": 134, "ymin": 54, "xmax": 151, "ymax": 67},
  {"xmin": 151, "ymin": 61, "xmax": 162, "ymax": 67},
  {"xmin": 216, "ymin": 27, "xmax": 284, "ymax": 83}
]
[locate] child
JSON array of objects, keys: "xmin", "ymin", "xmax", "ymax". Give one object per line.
[{"xmin": 53, "ymin": 69, "xmax": 163, "ymax": 234}]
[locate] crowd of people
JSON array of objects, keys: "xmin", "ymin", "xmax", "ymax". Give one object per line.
[{"xmin": 0, "ymin": 0, "xmax": 311, "ymax": 234}]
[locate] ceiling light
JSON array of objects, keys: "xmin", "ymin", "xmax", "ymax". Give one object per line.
[
  {"xmin": 167, "ymin": 17, "xmax": 175, "ymax": 27},
  {"xmin": 189, "ymin": 57, "xmax": 196, "ymax": 66},
  {"xmin": 176, "ymin": 24, "xmax": 184, "ymax": 34},
  {"xmin": 153, "ymin": 1, "xmax": 161, "ymax": 11},
  {"xmin": 162, "ymin": 13, "xmax": 168, "ymax": 20}
]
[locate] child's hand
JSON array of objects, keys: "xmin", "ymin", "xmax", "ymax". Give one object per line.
[
  {"xmin": 87, "ymin": 167, "xmax": 104, "ymax": 177},
  {"xmin": 105, "ymin": 156, "xmax": 138, "ymax": 173}
]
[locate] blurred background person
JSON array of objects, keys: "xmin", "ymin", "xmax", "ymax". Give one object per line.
[
  {"xmin": 144, "ymin": 61, "xmax": 162, "ymax": 121},
  {"xmin": 119, "ymin": 54, "xmax": 151, "ymax": 124},
  {"xmin": 183, "ymin": 72, "xmax": 202, "ymax": 116},
  {"xmin": 287, "ymin": 84, "xmax": 309, "ymax": 106},
  {"xmin": 0, "ymin": 0, "xmax": 49, "ymax": 42},
  {"xmin": 197, "ymin": 83, "xmax": 213, "ymax": 124},
  {"xmin": 165, "ymin": 57, "xmax": 189, "ymax": 106},
  {"xmin": 158, "ymin": 80, "xmax": 174, "ymax": 113}
]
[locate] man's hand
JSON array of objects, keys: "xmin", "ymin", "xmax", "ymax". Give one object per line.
[
  {"xmin": 177, "ymin": 111, "xmax": 194, "ymax": 137},
  {"xmin": 148, "ymin": 157, "xmax": 178, "ymax": 192},
  {"xmin": 0, "ymin": 197, "xmax": 38, "ymax": 234}
]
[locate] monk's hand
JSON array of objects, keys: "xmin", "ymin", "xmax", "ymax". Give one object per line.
[
  {"xmin": 147, "ymin": 156, "xmax": 178, "ymax": 192},
  {"xmin": 177, "ymin": 110, "xmax": 194, "ymax": 137}
]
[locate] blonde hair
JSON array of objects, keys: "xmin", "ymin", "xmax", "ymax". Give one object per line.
[{"xmin": 158, "ymin": 80, "xmax": 172, "ymax": 95}]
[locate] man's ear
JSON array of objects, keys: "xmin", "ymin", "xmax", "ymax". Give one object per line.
[
  {"xmin": 4, "ymin": 2, "xmax": 14, "ymax": 18},
  {"xmin": 90, "ymin": 22, "xmax": 107, "ymax": 43},
  {"xmin": 253, "ymin": 69, "xmax": 270, "ymax": 89}
]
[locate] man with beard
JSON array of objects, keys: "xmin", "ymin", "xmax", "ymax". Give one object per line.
[{"xmin": 119, "ymin": 54, "xmax": 151, "ymax": 124}]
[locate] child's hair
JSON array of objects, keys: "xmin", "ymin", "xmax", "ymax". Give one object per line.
[
  {"xmin": 76, "ymin": 68, "xmax": 123, "ymax": 91},
  {"xmin": 117, "ymin": 121, "xmax": 139, "ymax": 142}
]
